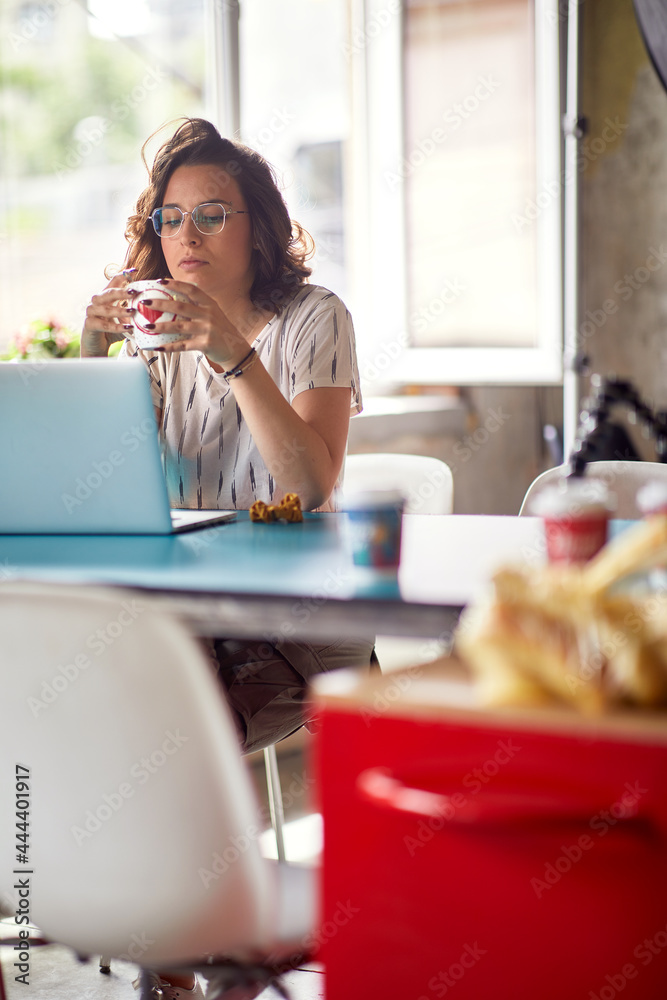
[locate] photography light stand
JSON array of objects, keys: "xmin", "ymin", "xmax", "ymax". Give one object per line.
[
  {"xmin": 566, "ymin": 374, "xmax": 667, "ymax": 477},
  {"xmin": 562, "ymin": 0, "xmax": 586, "ymax": 459}
]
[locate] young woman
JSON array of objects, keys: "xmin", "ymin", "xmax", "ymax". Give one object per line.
[{"xmin": 82, "ymin": 118, "xmax": 375, "ymax": 997}]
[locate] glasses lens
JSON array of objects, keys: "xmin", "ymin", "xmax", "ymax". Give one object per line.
[
  {"xmin": 192, "ymin": 203, "xmax": 226, "ymax": 234},
  {"xmin": 153, "ymin": 207, "xmax": 183, "ymax": 236}
]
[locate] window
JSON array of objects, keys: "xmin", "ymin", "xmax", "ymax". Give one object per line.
[
  {"xmin": 405, "ymin": 0, "xmax": 538, "ymax": 350},
  {"xmin": 238, "ymin": 0, "xmax": 350, "ymax": 300},
  {"xmin": 1, "ymin": 0, "xmax": 562, "ymax": 387},
  {"xmin": 348, "ymin": 0, "xmax": 563, "ymax": 386},
  {"xmin": 0, "ymin": 0, "xmax": 206, "ymax": 350}
]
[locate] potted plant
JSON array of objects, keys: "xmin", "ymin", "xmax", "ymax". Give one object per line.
[{"xmin": 1, "ymin": 318, "xmax": 81, "ymax": 361}]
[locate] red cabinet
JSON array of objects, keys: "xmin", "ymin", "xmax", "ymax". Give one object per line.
[{"xmin": 311, "ymin": 664, "xmax": 667, "ymax": 1000}]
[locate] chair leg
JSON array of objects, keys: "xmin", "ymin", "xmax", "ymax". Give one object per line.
[
  {"xmin": 99, "ymin": 955, "xmax": 111, "ymax": 973},
  {"xmin": 138, "ymin": 968, "xmax": 156, "ymax": 1000},
  {"xmin": 263, "ymin": 744, "xmax": 286, "ymax": 862}
]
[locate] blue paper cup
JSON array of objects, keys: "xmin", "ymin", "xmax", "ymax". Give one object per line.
[{"xmin": 345, "ymin": 490, "xmax": 405, "ymax": 569}]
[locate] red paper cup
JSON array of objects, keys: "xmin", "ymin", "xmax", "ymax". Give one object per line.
[
  {"xmin": 543, "ymin": 513, "xmax": 609, "ymax": 563},
  {"xmin": 530, "ymin": 478, "xmax": 614, "ymax": 564}
]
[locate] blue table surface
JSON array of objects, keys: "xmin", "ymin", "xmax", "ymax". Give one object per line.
[
  {"xmin": 0, "ymin": 515, "xmax": 640, "ymax": 611},
  {"xmin": 0, "ymin": 511, "xmax": 403, "ymax": 601}
]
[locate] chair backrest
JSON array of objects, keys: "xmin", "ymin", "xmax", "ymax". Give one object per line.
[
  {"xmin": 519, "ymin": 460, "xmax": 667, "ymax": 518},
  {"xmin": 343, "ymin": 453, "xmax": 454, "ymax": 514},
  {"xmin": 0, "ymin": 582, "xmax": 276, "ymax": 967}
]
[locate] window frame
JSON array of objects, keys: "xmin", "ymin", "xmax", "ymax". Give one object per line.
[{"xmin": 347, "ymin": 0, "xmax": 563, "ymax": 388}]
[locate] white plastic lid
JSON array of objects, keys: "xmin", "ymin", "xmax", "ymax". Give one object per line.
[
  {"xmin": 636, "ymin": 480, "xmax": 667, "ymax": 514},
  {"xmin": 529, "ymin": 476, "xmax": 615, "ymax": 518}
]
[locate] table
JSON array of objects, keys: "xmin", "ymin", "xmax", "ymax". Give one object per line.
[{"xmin": 0, "ymin": 514, "xmax": 547, "ymax": 641}]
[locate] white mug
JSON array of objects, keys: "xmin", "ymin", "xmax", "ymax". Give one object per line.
[{"xmin": 126, "ymin": 280, "xmax": 189, "ymax": 349}]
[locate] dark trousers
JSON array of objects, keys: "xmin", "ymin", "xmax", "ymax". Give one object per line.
[{"xmin": 200, "ymin": 636, "xmax": 378, "ymax": 754}]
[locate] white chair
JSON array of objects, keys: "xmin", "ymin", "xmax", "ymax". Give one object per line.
[
  {"xmin": 343, "ymin": 452, "xmax": 454, "ymax": 514},
  {"xmin": 0, "ymin": 582, "xmax": 316, "ymax": 999},
  {"xmin": 519, "ymin": 460, "xmax": 667, "ymax": 518},
  {"xmin": 343, "ymin": 453, "xmax": 454, "ymax": 672}
]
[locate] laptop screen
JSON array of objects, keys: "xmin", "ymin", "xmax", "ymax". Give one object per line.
[{"xmin": 0, "ymin": 359, "xmax": 174, "ymax": 534}]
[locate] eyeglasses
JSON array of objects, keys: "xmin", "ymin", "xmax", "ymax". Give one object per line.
[{"xmin": 149, "ymin": 202, "xmax": 249, "ymax": 238}]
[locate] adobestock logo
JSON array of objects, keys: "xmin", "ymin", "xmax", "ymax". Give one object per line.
[
  {"xmin": 530, "ymin": 781, "xmax": 648, "ymax": 899},
  {"xmin": 418, "ymin": 942, "xmax": 487, "ymax": 999},
  {"xmin": 403, "ymin": 738, "xmax": 522, "ymax": 858},
  {"xmin": 198, "ymin": 769, "xmax": 315, "ymax": 889},
  {"xmin": 360, "ymin": 275, "xmax": 467, "ymax": 384},
  {"xmin": 61, "ymin": 417, "xmax": 155, "ymax": 514},
  {"xmin": 546, "ymin": 0, "xmax": 588, "ymax": 26},
  {"xmin": 116, "ymin": 930, "xmax": 156, "ymax": 964},
  {"xmin": 360, "ymin": 664, "xmax": 424, "ymax": 727},
  {"xmin": 286, "ymin": 566, "xmax": 353, "ymax": 634},
  {"xmin": 53, "ymin": 66, "xmax": 169, "ymax": 180},
  {"xmin": 568, "ymin": 244, "xmax": 667, "ymax": 358},
  {"xmin": 0, "ymin": 558, "xmax": 18, "ymax": 581},
  {"xmin": 452, "ymin": 406, "xmax": 510, "ymax": 464},
  {"xmin": 198, "ymin": 829, "xmax": 261, "ymax": 889},
  {"xmin": 360, "ymin": 331, "xmax": 409, "ymax": 383},
  {"xmin": 9, "ymin": 0, "xmax": 72, "ymax": 51},
  {"xmin": 245, "ymin": 108, "xmax": 296, "ymax": 151},
  {"xmin": 512, "ymin": 116, "xmax": 628, "ymax": 232},
  {"xmin": 588, "ymin": 918, "xmax": 667, "ymax": 999},
  {"xmin": 301, "ymin": 898, "xmax": 360, "ymax": 952},
  {"xmin": 26, "ymin": 597, "xmax": 145, "ymax": 717},
  {"xmin": 70, "ymin": 728, "xmax": 190, "ymax": 846},
  {"xmin": 342, "ymin": 0, "xmax": 401, "ymax": 60},
  {"xmin": 385, "ymin": 76, "xmax": 501, "ymax": 191},
  {"xmin": 409, "ymin": 278, "xmax": 468, "ymax": 337},
  {"xmin": 565, "ymin": 586, "xmax": 667, "ymax": 696}
]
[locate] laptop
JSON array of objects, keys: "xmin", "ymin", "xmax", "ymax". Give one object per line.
[{"xmin": 0, "ymin": 359, "xmax": 237, "ymax": 535}]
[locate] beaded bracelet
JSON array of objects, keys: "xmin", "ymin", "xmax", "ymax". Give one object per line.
[{"xmin": 222, "ymin": 347, "xmax": 258, "ymax": 380}]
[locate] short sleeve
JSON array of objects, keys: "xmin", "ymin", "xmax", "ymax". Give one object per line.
[{"xmin": 288, "ymin": 289, "xmax": 362, "ymax": 415}]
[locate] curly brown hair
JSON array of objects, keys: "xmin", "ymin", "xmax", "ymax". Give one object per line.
[{"xmin": 120, "ymin": 118, "xmax": 313, "ymax": 313}]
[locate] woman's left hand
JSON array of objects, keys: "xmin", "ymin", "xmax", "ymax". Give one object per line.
[{"xmin": 137, "ymin": 279, "xmax": 257, "ymax": 369}]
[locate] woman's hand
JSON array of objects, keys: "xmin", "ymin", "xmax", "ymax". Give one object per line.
[
  {"xmin": 138, "ymin": 279, "xmax": 259, "ymax": 369},
  {"xmin": 132, "ymin": 279, "xmax": 348, "ymax": 508},
  {"xmin": 81, "ymin": 274, "xmax": 136, "ymax": 357}
]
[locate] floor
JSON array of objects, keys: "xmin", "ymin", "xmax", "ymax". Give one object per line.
[
  {"xmin": 0, "ymin": 738, "xmax": 324, "ymax": 1000},
  {"xmin": 0, "ymin": 927, "xmax": 325, "ymax": 999}
]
